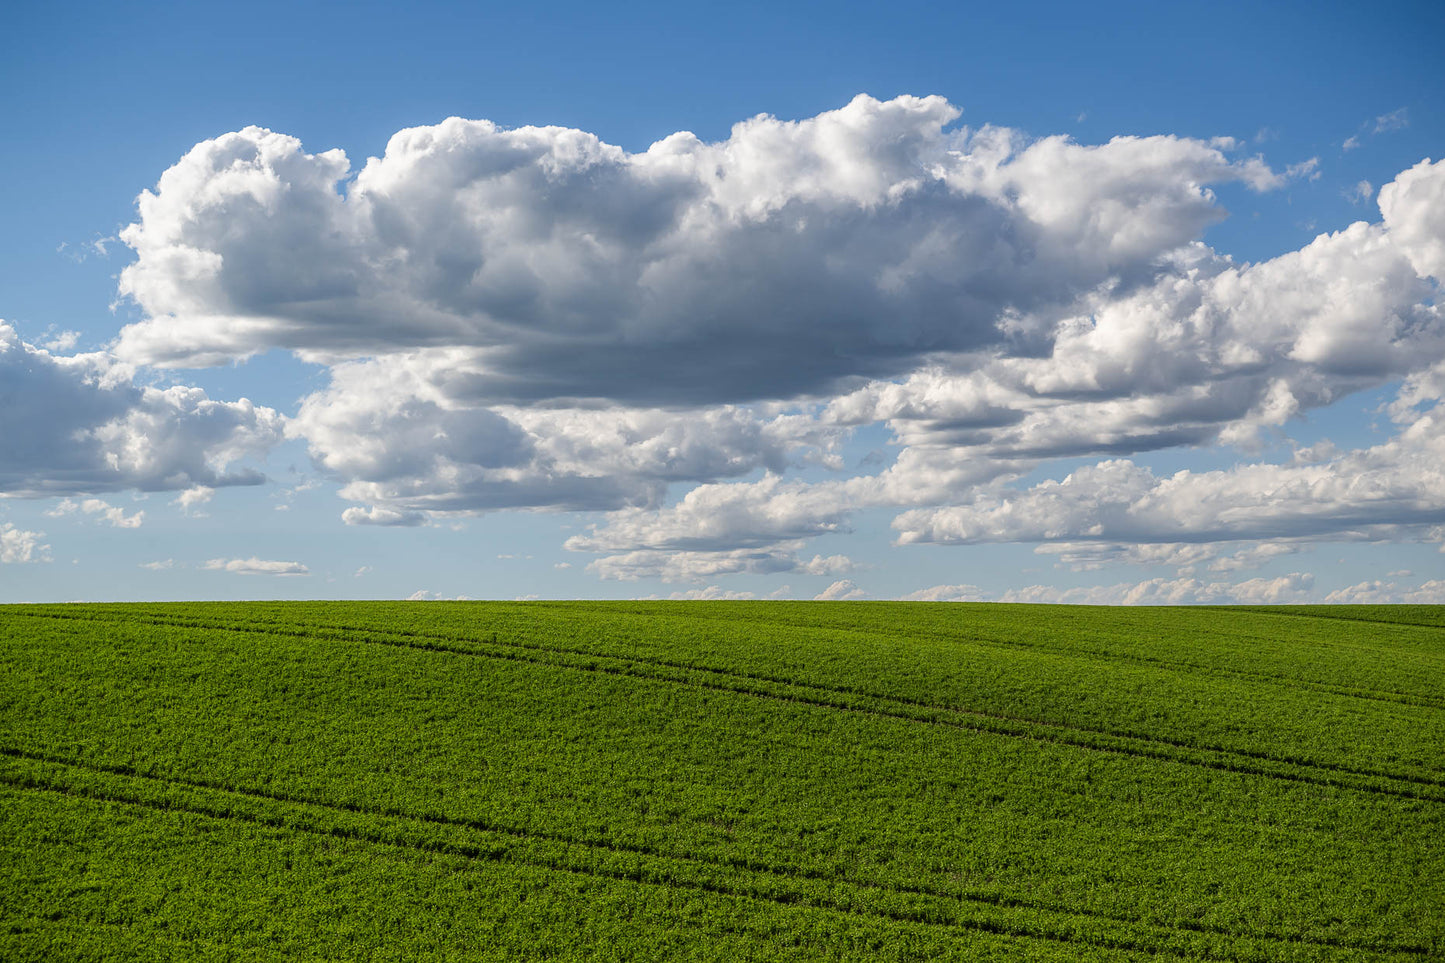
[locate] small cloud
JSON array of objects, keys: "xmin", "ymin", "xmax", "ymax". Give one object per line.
[
  {"xmin": 1345, "ymin": 180, "xmax": 1374, "ymax": 205},
  {"xmin": 799, "ymin": 554, "xmax": 855, "ymax": 576},
  {"xmin": 1324, "ymin": 578, "xmax": 1445, "ymax": 604},
  {"xmin": 173, "ymin": 485, "xmax": 214, "ymax": 516},
  {"xmin": 514, "ymin": 593, "xmax": 541, "ymax": 601},
  {"xmin": 56, "ymin": 234, "xmax": 117, "ymax": 263},
  {"xmin": 407, "ymin": 589, "xmax": 473, "ymax": 601},
  {"xmin": 814, "ymin": 579, "xmax": 866, "ymax": 601},
  {"xmin": 46, "ymin": 497, "xmax": 144, "ymax": 529},
  {"xmin": 1387, "ymin": 569, "xmax": 1413, "ymax": 578},
  {"xmin": 897, "ymin": 583, "xmax": 988, "ymax": 602},
  {"xmin": 139, "ymin": 559, "xmax": 175, "ymax": 571},
  {"xmin": 1285, "ymin": 157, "xmax": 1321, "ymax": 182},
  {"xmin": 554, "ymin": 562, "xmax": 572, "ymax": 569},
  {"xmin": 203, "ymin": 557, "xmax": 309, "ymax": 576},
  {"xmin": 1373, "ymin": 107, "xmax": 1409, "ymax": 134},
  {"xmin": 42, "ymin": 329, "xmax": 80, "ymax": 352},
  {"xmin": 1342, "ymin": 135, "xmax": 1361, "ymax": 152},
  {"xmin": 354, "ymin": 565, "xmax": 372, "ymax": 577},
  {"xmin": 341, "ymin": 506, "xmax": 427, "ymax": 527},
  {"xmin": 667, "ymin": 585, "xmax": 756, "ymax": 600},
  {"xmin": 1, "ymin": 523, "xmax": 51, "ymax": 564},
  {"xmin": 1209, "ymin": 136, "xmax": 1240, "ymax": 151}
]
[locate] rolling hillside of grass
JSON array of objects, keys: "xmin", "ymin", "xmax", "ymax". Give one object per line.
[{"xmin": 2, "ymin": 601, "xmax": 1442, "ymax": 961}]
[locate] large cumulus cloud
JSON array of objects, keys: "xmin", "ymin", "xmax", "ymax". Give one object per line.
[{"xmin": 115, "ymin": 95, "xmax": 1279, "ymax": 405}]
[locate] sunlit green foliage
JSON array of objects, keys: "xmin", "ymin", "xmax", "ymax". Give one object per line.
[{"xmin": 3, "ymin": 601, "xmax": 1442, "ymax": 960}]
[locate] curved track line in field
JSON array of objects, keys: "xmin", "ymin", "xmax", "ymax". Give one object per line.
[
  {"xmin": 21, "ymin": 608, "xmax": 1445, "ymax": 794},
  {"xmin": 1204, "ymin": 606, "xmax": 1445, "ymax": 634},
  {"xmin": 0, "ymin": 771, "xmax": 1207, "ymax": 962},
  {"xmin": 31, "ymin": 602, "xmax": 1445, "ymax": 711},
  {"xmin": 10, "ymin": 610, "xmax": 1445, "ymax": 804},
  {"xmin": 532, "ymin": 603, "xmax": 1445, "ymax": 710},
  {"xmin": 255, "ymin": 616, "xmax": 1445, "ymax": 792},
  {"xmin": 2, "ymin": 751, "xmax": 1429, "ymax": 961}
]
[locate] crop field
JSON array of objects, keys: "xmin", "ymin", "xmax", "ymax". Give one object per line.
[{"xmin": 2, "ymin": 601, "xmax": 1443, "ymax": 961}]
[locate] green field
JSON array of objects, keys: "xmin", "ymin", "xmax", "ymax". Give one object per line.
[{"xmin": 2, "ymin": 601, "xmax": 1443, "ymax": 961}]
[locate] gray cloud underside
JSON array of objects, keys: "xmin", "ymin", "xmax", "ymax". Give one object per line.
[
  {"xmin": 116, "ymin": 96, "xmax": 1280, "ymax": 404},
  {"xmin": 0, "ymin": 322, "xmax": 282, "ymax": 496}
]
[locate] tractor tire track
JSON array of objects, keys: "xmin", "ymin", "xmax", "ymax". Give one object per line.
[
  {"xmin": 10, "ymin": 610, "xmax": 1445, "ymax": 804},
  {"xmin": 2, "ymin": 752, "xmax": 1426, "ymax": 962}
]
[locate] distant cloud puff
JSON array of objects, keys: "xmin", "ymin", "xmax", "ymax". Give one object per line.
[
  {"xmin": 341, "ymin": 506, "xmax": 427, "ymax": 527},
  {"xmin": 0, "ymin": 523, "xmax": 50, "ymax": 564},
  {"xmin": 203, "ymin": 557, "xmax": 309, "ymax": 576},
  {"xmin": 815, "ymin": 579, "xmax": 866, "ymax": 600},
  {"xmin": 46, "ymin": 497, "xmax": 144, "ymax": 529}
]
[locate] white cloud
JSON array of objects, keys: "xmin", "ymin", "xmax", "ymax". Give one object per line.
[
  {"xmin": 997, "ymin": 572, "xmax": 1314, "ymax": 605},
  {"xmin": 46, "ymin": 497, "xmax": 145, "ymax": 528},
  {"xmin": 139, "ymin": 559, "xmax": 174, "ymax": 571},
  {"xmin": 1373, "ymin": 108, "xmax": 1409, "ymax": 134},
  {"xmin": 291, "ymin": 362, "xmax": 834, "ymax": 515},
  {"xmin": 814, "ymin": 579, "xmax": 866, "ymax": 600},
  {"xmin": 33, "ymin": 98, "xmax": 1441, "ymax": 598},
  {"xmin": 567, "ymin": 475, "xmax": 856, "ymax": 554},
  {"xmin": 173, "ymin": 485, "xmax": 214, "ymax": 515},
  {"xmin": 799, "ymin": 553, "xmax": 855, "ymax": 576},
  {"xmin": 0, "ymin": 523, "xmax": 50, "ymax": 563},
  {"xmin": 1379, "ymin": 158, "xmax": 1445, "ymax": 280},
  {"xmin": 892, "ymin": 417, "xmax": 1445, "ymax": 548},
  {"xmin": 1035, "ymin": 540, "xmax": 1303, "ymax": 575},
  {"xmin": 406, "ymin": 589, "xmax": 474, "ymax": 600},
  {"xmin": 1323, "ymin": 578, "xmax": 1445, "ymax": 604},
  {"xmin": 586, "ymin": 544, "xmax": 854, "ymax": 583},
  {"xmin": 0, "ymin": 321, "xmax": 282, "ymax": 497},
  {"xmin": 341, "ymin": 505, "xmax": 427, "ymax": 527},
  {"xmin": 1343, "ymin": 135, "xmax": 1361, "ymax": 152},
  {"xmin": 665, "ymin": 586, "xmax": 757, "ymax": 600},
  {"xmin": 1285, "ymin": 157, "xmax": 1321, "ymax": 181},
  {"xmin": 116, "ymin": 97, "xmax": 1279, "ymax": 406},
  {"xmin": 896, "ymin": 583, "xmax": 987, "ymax": 601},
  {"xmin": 203, "ymin": 557, "xmax": 309, "ymax": 576},
  {"xmin": 42, "ymin": 330, "xmax": 80, "ymax": 352}
]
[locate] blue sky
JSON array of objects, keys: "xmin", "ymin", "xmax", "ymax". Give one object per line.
[{"xmin": 2, "ymin": 0, "xmax": 1443, "ymax": 602}]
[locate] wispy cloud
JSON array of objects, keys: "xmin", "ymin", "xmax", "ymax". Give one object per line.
[
  {"xmin": 46, "ymin": 497, "xmax": 145, "ymax": 529},
  {"xmin": 1373, "ymin": 107, "xmax": 1409, "ymax": 134},
  {"xmin": 203, "ymin": 557, "xmax": 309, "ymax": 576}
]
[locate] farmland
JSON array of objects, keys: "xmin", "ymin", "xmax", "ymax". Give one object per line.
[{"xmin": 2, "ymin": 601, "xmax": 1442, "ymax": 961}]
